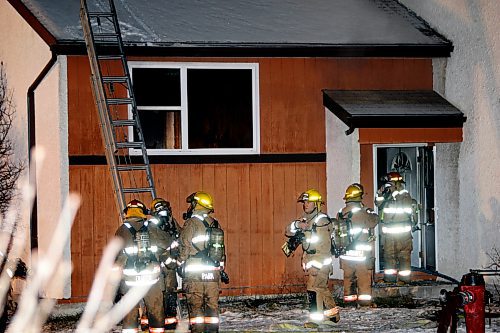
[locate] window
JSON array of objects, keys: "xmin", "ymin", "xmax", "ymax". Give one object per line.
[{"xmin": 129, "ymin": 62, "xmax": 260, "ymax": 155}]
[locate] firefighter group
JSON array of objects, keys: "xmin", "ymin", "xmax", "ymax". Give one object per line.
[
  {"xmin": 115, "ymin": 192, "xmax": 227, "ymax": 333},
  {"xmin": 283, "ymin": 171, "xmax": 418, "ymax": 328},
  {"xmin": 113, "ymin": 171, "xmax": 418, "ymax": 332}
]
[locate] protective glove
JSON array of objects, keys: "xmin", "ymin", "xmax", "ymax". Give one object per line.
[
  {"xmin": 281, "ymin": 242, "xmax": 292, "ymax": 257},
  {"xmin": 221, "ymin": 270, "xmax": 230, "ymax": 284}
]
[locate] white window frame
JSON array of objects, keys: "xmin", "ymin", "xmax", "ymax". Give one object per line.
[{"xmin": 128, "ymin": 61, "xmax": 260, "ymax": 155}]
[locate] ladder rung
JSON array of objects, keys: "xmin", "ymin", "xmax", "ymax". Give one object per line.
[
  {"xmin": 116, "ymin": 142, "xmax": 144, "ymax": 149},
  {"xmin": 94, "ymin": 32, "xmax": 120, "ymax": 39},
  {"xmin": 82, "ymin": 5, "xmax": 157, "ymax": 209},
  {"xmin": 107, "ymin": 98, "xmax": 133, "ymax": 105},
  {"xmin": 112, "ymin": 119, "xmax": 136, "ymax": 127},
  {"xmin": 116, "ymin": 165, "xmax": 149, "ymax": 171},
  {"xmin": 103, "ymin": 76, "xmax": 129, "ymax": 83},
  {"xmin": 98, "ymin": 55, "xmax": 124, "ymax": 60},
  {"xmin": 88, "ymin": 12, "xmax": 114, "ymax": 18},
  {"xmin": 123, "ymin": 187, "xmax": 155, "ymax": 194}
]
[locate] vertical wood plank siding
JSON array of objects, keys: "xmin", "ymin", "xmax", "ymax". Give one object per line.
[
  {"xmin": 70, "ymin": 163, "xmax": 326, "ymax": 298},
  {"xmin": 68, "ymin": 56, "xmax": 433, "ymax": 299}
]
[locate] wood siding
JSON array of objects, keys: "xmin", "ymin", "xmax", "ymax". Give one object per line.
[
  {"xmin": 359, "ymin": 128, "xmax": 463, "ymax": 144},
  {"xmin": 67, "ymin": 56, "xmax": 433, "ymax": 300},
  {"xmin": 70, "ymin": 163, "xmax": 326, "ymax": 299},
  {"xmin": 68, "ymin": 56, "xmax": 433, "ymax": 155}
]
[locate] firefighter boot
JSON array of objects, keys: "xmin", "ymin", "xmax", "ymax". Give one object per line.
[
  {"xmin": 398, "ymin": 269, "xmax": 411, "ymax": 285},
  {"xmin": 325, "ymin": 306, "xmax": 340, "ymax": 323},
  {"xmin": 304, "ymin": 291, "xmax": 320, "ymax": 328},
  {"xmin": 383, "ymin": 268, "xmax": 397, "ymax": 283},
  {"xmin": 163, "ymin": 292, "xmax": 178, "ymax": 330}
]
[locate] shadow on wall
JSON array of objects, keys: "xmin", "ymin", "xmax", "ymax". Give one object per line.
[
  {"xmin": 464, "ymin": 1, "xmax": 500, "ymax": 145},
  {"xmin": 479, "ymin": 197, "xmax": 500, "ymax": 267}
]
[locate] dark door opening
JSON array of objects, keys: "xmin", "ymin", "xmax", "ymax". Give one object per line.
[{"xmin": 375, "ymin": 145, "xmax": 436, "ymax": 271}]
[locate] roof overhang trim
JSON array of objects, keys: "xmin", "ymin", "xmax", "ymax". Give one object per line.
[
  {"xmin": 323, "ymin": 90, "xmax": 466, "ymax": 135},
  {"xmin": 50, "ymin": 41, "xmax": 453, "ymax": 58}
]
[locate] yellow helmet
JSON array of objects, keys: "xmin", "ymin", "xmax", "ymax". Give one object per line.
[
  {"xmin": 297, "ymin": 189, "xmax": 323, "ymax": 203},
  {"xmin": 124, "ymin": 199, "xmax": 148, "ymax": 219},
  {"xmin": 343, "ymin": 183, "xmax": 364, "ymax": 201},
  {"xmin": 150, "ymin": 197, "xmax": 169, "ymax": 214},
  {"xmin": 187, "ymin": 191, "xmax": 214, "ymax": 212}
]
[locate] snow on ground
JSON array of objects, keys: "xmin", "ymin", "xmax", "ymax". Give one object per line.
[{"xmin": 41, "ymin": 297, "xmax": 500, "ymax": 332}]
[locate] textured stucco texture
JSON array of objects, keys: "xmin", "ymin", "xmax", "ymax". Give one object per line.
[
  {"xmin": 0, "ymin": 0, "xmax": 70, "ymax": 297},
  {"xmin": 401, "ymin": 0, "xmax": 500, "ymax": 279}
]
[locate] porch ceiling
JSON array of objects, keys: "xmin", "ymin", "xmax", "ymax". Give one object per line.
[{"xmin": 323, "ymin": 90, "xmax": 466, "ymax": 134}]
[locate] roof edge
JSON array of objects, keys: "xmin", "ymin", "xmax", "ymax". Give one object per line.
[
  {"xmin": 395, "ymin": 0, "xmax": 454, "ymax": 48},
  {"xmin": 7, "ymin": 0, "xmax": 57, "ymax": 46},
  {"xmin": 51, "ymin": 41, "xmax": 453, "ymax": 58},
  {"xmin": 322, "ymin": 89, "xmax": 466, "ymax": 130}
]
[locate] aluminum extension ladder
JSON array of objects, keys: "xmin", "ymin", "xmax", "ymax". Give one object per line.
[{"xmin": 80, "ymin": 0, "xmax": 156, "ymax": 217}]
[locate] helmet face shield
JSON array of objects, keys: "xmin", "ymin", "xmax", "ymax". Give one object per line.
[{"xmin": 150, "ymin": 198, "xmax": 169, "ymax": 214}]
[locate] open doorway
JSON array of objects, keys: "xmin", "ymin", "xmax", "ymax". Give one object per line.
[{"xmin": 374, "ymin": 145, "xmax": 436, "ymax": 272}]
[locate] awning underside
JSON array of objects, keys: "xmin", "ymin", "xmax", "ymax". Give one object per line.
[{"xmin": 323, "ymin": 90, "xmax": 466, "ymax": 132}]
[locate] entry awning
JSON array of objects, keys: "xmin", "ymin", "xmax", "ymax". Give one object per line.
[{"xmin": 323, "ymin": 90, "xmax": 466, "ymax": 135}]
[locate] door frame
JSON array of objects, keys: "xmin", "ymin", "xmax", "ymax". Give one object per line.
[{"xmin": 371, "ymin": 143, "xmax": 437, "ymax": 273}]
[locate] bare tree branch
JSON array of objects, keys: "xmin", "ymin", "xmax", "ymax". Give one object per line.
[
  {"xmin": 486, "ymin": 248, "xmax": 500, "ymax": 304},
  {"xmin": 0, "ymin": 62, "xmax": 24, "ymax": 217}
]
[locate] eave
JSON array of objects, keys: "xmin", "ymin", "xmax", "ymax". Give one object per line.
[{"xmin": 50, "ymin": 41, "xmax": 453, "ymax": 58}]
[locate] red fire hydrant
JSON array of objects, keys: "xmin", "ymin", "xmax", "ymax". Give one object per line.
[{"xmin": 460, "ymin": 272, "xmax": 485, "ymax": 333}]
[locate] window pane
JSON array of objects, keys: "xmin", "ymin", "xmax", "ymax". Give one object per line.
[
  {"xmin": 136, "ymin": 110, "xmax": 181, "ymax": 149},
  {"xmin": 132, "ymin": 68, "xmax": 180, "ymax": 106},
  {"xmin": 187, "ymin": 69, "xmax": 253, "ymax": 149}
]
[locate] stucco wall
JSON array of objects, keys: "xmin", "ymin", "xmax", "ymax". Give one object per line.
[
  {"xmin": 0, "ymin": 0, "xmax": 48, "ymax": 261},
  {"xmin": 0, "ymin": 1, "xmax": 70, "ymax": 297},
  {"xmin": 434, "ymin": 143, "xmax": 461, "ymax": 274},
  {"xmin": 326, "ymin": 109, "xmax": 360, "ymax": 279},
  {"xmin": 401, "ymin": 0, "xmax": 500, "ymax": 278},
  {"xmin": 326, "ymin": 110, "xmax": 360, "ymax": 215},
  {"xmin": 35, "ymin": 56, "xmax": 70, "ymax": 298}
]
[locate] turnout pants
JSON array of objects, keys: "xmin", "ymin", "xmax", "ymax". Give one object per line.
[
  {"xmin": 341, "ymin": 259, "xmax": 373, "ymax": 305},
  {"xmin": 163, "ymin": 269, "xmax": 178, "ymax": 328},
  {"xmin": 306, "ymin": 265, "xmax": 338, "ymax": 321},
  {"xmin": 122, "ymin": 281, "xmax": 164, "ymax": 331},
  {"xmin": 383, "ymin": 233, "xmax": 412, "ymax": 283},
  {"xmin": 184, "ymin": 281, "xmax": 220, "ymax": 333}
]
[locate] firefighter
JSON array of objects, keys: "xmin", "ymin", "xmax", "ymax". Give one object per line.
[
  {"xmin": 149, "ymin": 198, "xmax": 182, "ymax": 330},
  {"xmin": 115, "ymin": 199, "xmax": 168, "ymax": 333},
  {"xmin": 285, "ymin": 189, "xmax": 340, "ymax": 327},
  {"xmin": 375, "ymin": 172, "xmax": 418, "ymax": 284},
  {"xmin": 336, "ymin": 183, "xmax": 379, "ymax": 307},
  {"xmin": 178, "ymin": 191, "xmax": 228, "ymax": 333}
]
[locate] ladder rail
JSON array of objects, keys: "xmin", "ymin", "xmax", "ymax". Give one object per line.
[
  {"xmin": 80, "ymin": 0, "xmax": 157, "ymax": 217},
  {"xmin": 80, "ymin": 0, "xmax": 126, "ymax": 214},
  {"xmin": 107, "ymin": 0, "xmax": 156, "ymax": 199}
]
